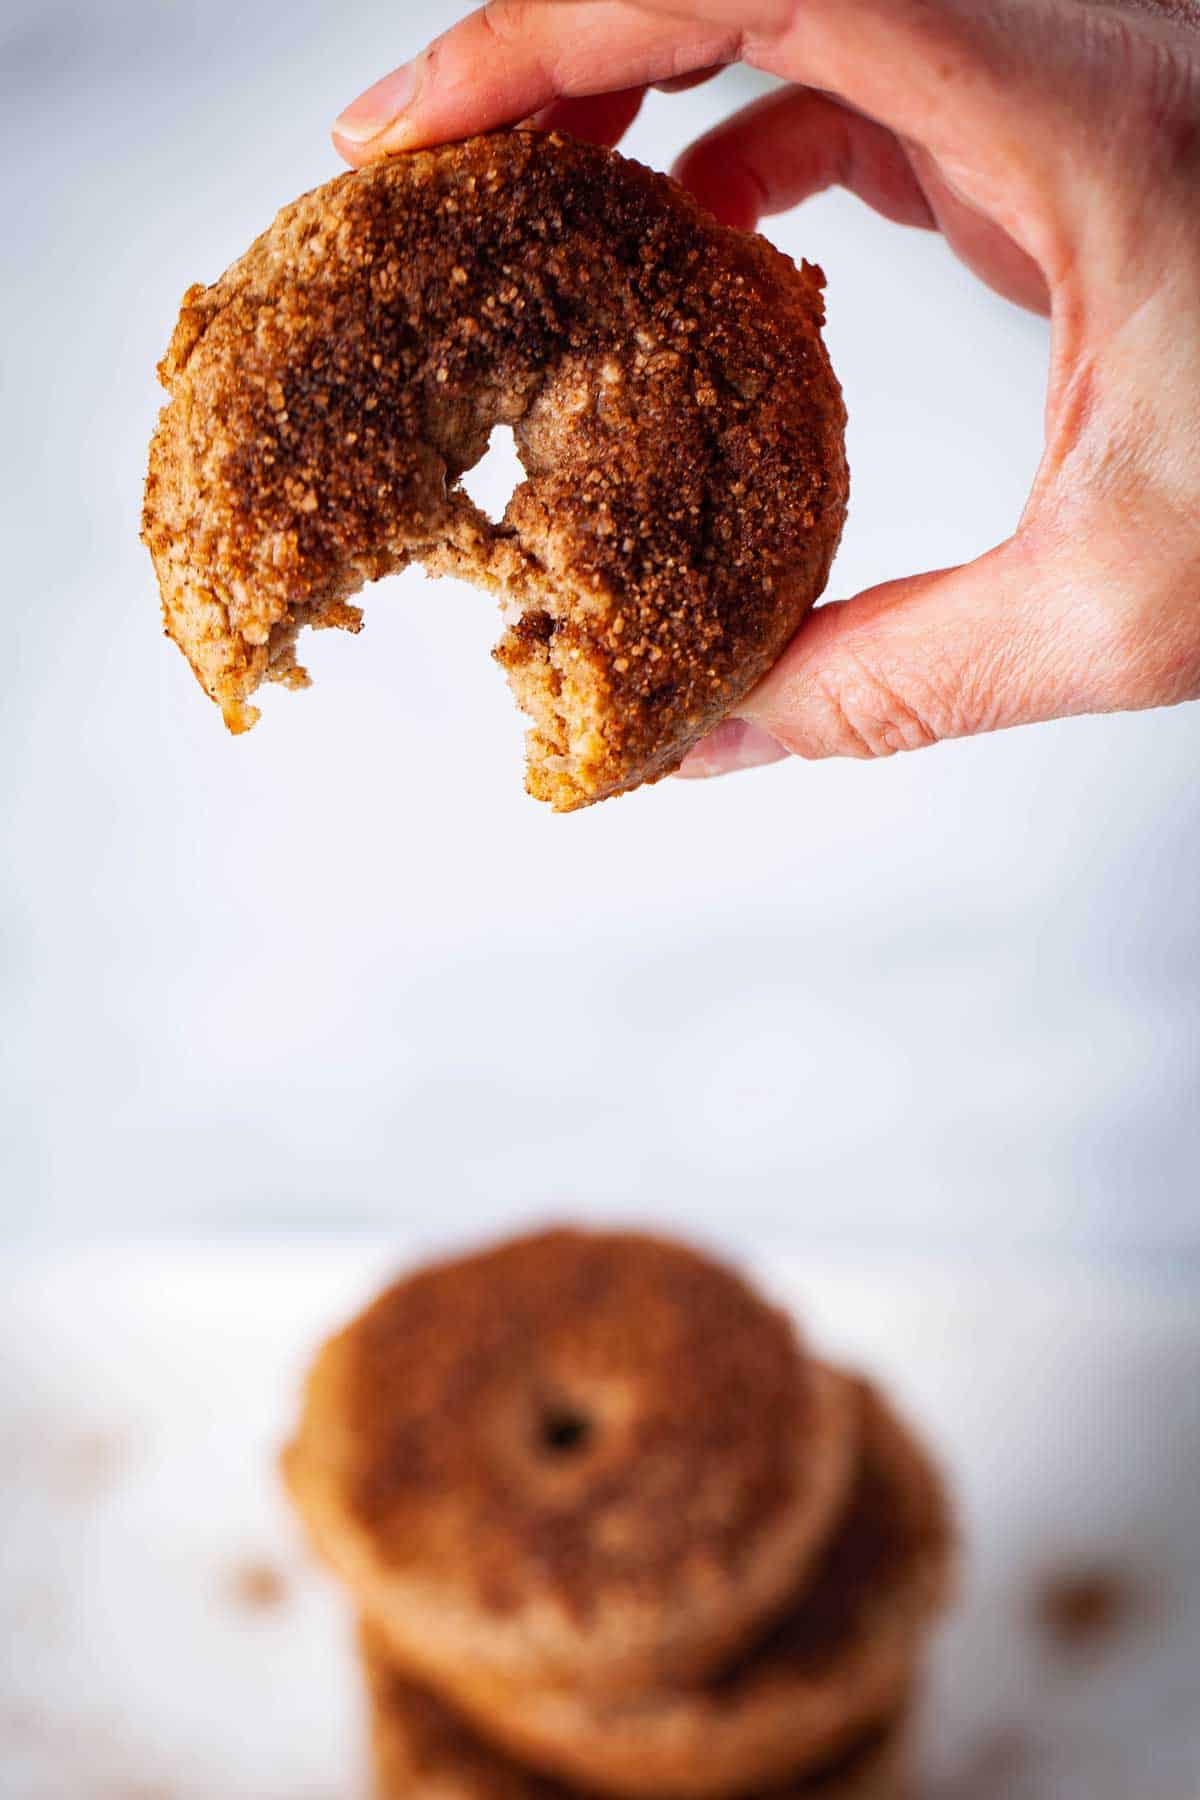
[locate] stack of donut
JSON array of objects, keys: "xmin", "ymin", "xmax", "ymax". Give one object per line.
[{"xmin": 282, "ymin": 1229, "xmax": 954, "ymax": 1799}]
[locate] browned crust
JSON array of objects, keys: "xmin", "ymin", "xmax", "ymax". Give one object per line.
[
  {"xmin": 362, "ymin": 1626, "xmax": 567, "ymax": 1800},
  {"xmin": 282, "ymin": 1229, "xmax": 859, "ymax": 1692},
  {"xmin": 360, "ymin": 1621, "xmax": 913, "ymax": 1800},
  {"xmin": 143, "ymin": 130, "xmax": 847, "ymax": 807},
  {"xmin": 432, "ymin": 1382, "xmax": 955, "ymax": 1798}
]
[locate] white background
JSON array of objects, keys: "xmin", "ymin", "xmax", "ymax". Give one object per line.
[{"xmin": 3, "ymin": 0, "xmax": 1199, "ymax": 1262}]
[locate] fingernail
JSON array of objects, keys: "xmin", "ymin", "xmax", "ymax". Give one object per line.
[
  {"xmin": 333, "ymin": 62, "xmax": 420, "ymax": 145},
  {"xmin": 676, "ymin": 718, "xmax": 787, "ymax": 779}
]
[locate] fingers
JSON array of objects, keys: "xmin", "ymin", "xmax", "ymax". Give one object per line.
[
  {"xmin": 654, "ymin": 63, "xmax": 726, "ymax": 92},
  {"xmin": 903, "ymin": 144, "xmax": 1050, "ymax": 312},
  {"xmin": 678, "ymin": 529, "xmax": 1154, "ymax": 775},
  {"xmin": 674, "ymin": 718, "xmax": 789, "ymax": 778},
  {"xmin": 672, "ymin": 87, "xmax": 936, "ymax": 232},
  {"xmin": 333, "ymin": 0, "xmax": 1078, "ymax": 202},
  {"xmin": 738, "ymin": 547, "xmax": 1074, "ymax": 761},
  {"xmin": 332, "ymin": 0, "xmax": 743, "ymax": 161},
  {"xmin": 671, "ymin": 89, "xmax": 1047, "ymax": 312}
]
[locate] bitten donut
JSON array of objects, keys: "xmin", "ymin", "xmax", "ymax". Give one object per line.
[
  {"xmin": 437, "ymin": 1382, "xmax": 954, "ymax": 1800},
  {"xmin": 359, "ymin": 1622, "xmax": 913, "ymax": 1800},
  {"xmin": 143, "ymin": 130, "xmax": 848, "ymax": 808},
  {"xmin": 282, "ymin": 1228, "xmax": 859, "ymax": 1695}
]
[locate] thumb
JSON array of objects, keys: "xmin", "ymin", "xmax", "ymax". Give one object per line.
[{"xmin": 678, "ymin": 531, "xmax": 1142, "ymax": 776}]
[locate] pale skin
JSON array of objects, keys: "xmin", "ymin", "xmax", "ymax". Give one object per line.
[{"xmin": 332, "ymin": 0, "xmax": 1200, "ymax": 778}]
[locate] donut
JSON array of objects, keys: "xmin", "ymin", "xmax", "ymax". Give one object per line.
[
  {"xmin": 281, "ymin": 1228, "xmax": 859, "ymax": 1695},
  {"xmin": 142, "ymin": 130, "xmax": 847, "ymax": 808},
  {"xmin": 433, "ymin": 1381, "xmax": 954, "ymax": 1799},
  {"xmin": 359, "ymin": 1620, "xmax": 913, "ymax": 1800}
]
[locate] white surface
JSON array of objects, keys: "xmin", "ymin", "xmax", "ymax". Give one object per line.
[
  {"xmin": 1, "ymin": 1247, "xmax": 1198, "ymax": 1799},
  {"xmin": 3, "ymin": 0, "xmax": 1200, "ymax": 1252}
]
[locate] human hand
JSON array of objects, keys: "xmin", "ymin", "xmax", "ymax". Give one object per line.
[{"xmin": 332, "ymin": 0, "xmax": 1200, "ymax": 775}]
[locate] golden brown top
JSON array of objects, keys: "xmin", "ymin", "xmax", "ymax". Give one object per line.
[
  {"xmin": 143, "ymin": 130, "xmax": 847, "ymax": 804},
  {"xmin": 336, "ymin": 1228, "xmax": 812, "ymax": 1616}
]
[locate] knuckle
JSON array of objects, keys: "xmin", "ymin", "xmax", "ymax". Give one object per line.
[
  {"xmin": 479, "ymin": 0, "xmax": 513, "ymax": 41},
  {"xmin": 479, "ymin": 0, "xmax": 533, "ymax": 52},
  {"xmin": 809, "ymin": 655, "xmax": 949, "ymax": 760},
  {"xmin": 1083, "ymin": 10, "xmax": 1200, "ymax": 166},
  {"xmin": 1123, "ymin": 18, "xmax": 1198, "ymax": 125},
  {"xmin": 479, "ymin": 0, "xmax": 558, "ymax": 97}
]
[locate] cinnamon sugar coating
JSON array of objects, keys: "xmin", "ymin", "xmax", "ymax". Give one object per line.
[
  {"xmin": 143, "ymin": 130, "xmax": 847, "ymax": 806},
  {"xmin": 282, "ymin": 1229, "xmax": 859, "ymax": 1694},
  {"xmin": 439, "ymin": 1381, "xmax": 954, "ymax": 1799}
]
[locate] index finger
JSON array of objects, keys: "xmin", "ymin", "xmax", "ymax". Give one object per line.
[{"xmin": 332, "ymin": 0, "xmax": 748, "ymax": 162}]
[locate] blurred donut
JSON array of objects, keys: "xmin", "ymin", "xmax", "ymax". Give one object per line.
[
  {"xmin": 439, "ymin": 1381, "xmax": 954, "ymax": 1799},
  {"xmin": 143, "ymin": 130, "xmax": 847, "ymax": 807},
  {"xmin": 359, "ymin": 1619, "xmax": 913, "ymax": 1800},
  {"xmin": 282, "ymin": 1228, "xmax": 859, "ymax": 1695}
]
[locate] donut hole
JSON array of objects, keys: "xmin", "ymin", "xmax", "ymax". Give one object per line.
[
  {"xmin": 538, "ymin": 1405, "xmax": 594, "ymax": 1457},
  {"xmin": 460, "ymin": 424, "xmax": 525, "ymax": 526}
]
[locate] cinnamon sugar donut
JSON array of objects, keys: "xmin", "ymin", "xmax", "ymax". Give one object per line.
[
  {"xmin": 359, "ymin": 1621, "xmax": 913, "ymax": 1800},
  {"xmin": 282, "ymin": 1229, "xmax": 859, "ymax": 1695},
  {"xmin": 436, "ymin": 1382, "xmax": 954, "ymax": 1800},
  {"xmin": 142, "ymin": 130, "xmax": 847, "ymax": 808}
]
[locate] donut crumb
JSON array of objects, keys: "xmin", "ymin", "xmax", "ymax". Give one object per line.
[
  {"xmin": 224, "ymin": 1558, "xmax": 290, "ymax": 1613},
  {"xmin": 1034, "ymin": 1562, "xmax": 1142, "ymax": 1651}
]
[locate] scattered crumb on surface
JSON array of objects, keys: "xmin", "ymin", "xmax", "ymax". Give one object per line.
[
  {"xmin": 1034, "ymin": 1563, "xmax": 1144, "ymax": 1652},
  {"xmin": 224, "ymin": 1558, "xmax": 289, "ymax": 1613},
  {"xmin": 56, "ymin": 1430, "xmax": 131, "ymax": 1501}
]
